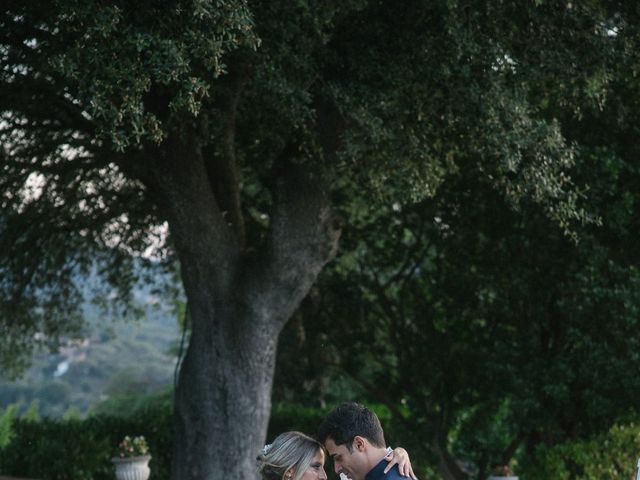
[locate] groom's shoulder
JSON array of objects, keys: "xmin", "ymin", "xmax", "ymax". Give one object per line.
[
  {"xmin": 366, "ymin": 461, "xmax": 406, "ymax": 480},
  {"xmin": 383, "ymin": 466, "xmax": 406, "ymax": 479}
]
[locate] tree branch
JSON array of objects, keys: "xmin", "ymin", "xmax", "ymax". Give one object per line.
[
  {"xmin": 206, "ymin": 53, "xmax": 252, "ymax": 250},
  {"xmin": 243, "ymin": 160, "xmax": 341, "ymax": 334},
  {"xmin": 126, "ymin": 131, "xmax": 239, "ymax": 298}
]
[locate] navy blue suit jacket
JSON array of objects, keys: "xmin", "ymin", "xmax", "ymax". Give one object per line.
[{"xmin": 365, "ymin": 458, "xmax": 406, "ymax": 480}]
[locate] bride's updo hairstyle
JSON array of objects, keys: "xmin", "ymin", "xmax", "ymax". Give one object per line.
[{"xmin": 257, "ymin": 431, "xmax": 322, "ymax": 480}]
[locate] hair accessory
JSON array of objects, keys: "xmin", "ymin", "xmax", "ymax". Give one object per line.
[{"xmin": 261, "ymin": 443, "xmax": 273, "ymax": 455}]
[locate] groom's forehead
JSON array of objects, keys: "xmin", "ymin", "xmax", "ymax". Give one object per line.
[
  {"xmin": 324, "ymin": 437, "xmax": 345, "ymax": 455},
  {"xmin": 327, "ymin": 440, "xmax": 357, "ymax": 462}
]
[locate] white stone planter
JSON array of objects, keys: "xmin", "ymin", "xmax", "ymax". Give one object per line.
[{"xmin": 112, "ymin": 455, "xmax": 151, "ymax": 480}]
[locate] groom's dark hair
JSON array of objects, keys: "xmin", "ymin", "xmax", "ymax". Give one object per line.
[{"xmin": 317, "ymin": 402, "xmax": 385, "ymax": 451}]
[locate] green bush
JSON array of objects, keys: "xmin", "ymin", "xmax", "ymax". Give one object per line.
[
  {"xmin": 0, "ymin": 417, "xmax": 112, "ymax": 480},
  {"xmin": 0, "ymin": 398, "xmax": 173, "ymax": 480},
  {"xmin": 0, "ymin": 404, "xmax": 17, "ymax": 449},
  {"xmin": 267, "ymin": 403, "xmax": 327, "ymax": 440},
  {"xmin": 522, "ymin": 421, "xmax": 640, "ymax": 480}
]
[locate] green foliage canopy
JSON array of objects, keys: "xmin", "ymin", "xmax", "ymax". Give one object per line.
[{"xmin": 1, "ymin": 0, "xmax": 615, "ymax": 370}]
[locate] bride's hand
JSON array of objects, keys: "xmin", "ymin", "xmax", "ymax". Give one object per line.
[{"xmin": 384, "ymin": 447, "xmax": 418, "ymax": 479}]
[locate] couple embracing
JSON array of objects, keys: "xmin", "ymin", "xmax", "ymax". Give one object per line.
[{"xmin": 257, "ymin": 402, "xmax": 418, "ymax": 480}]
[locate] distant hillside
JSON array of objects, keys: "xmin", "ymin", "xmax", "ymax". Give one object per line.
[{"xmin": 0, "ymin": 285, "xmax": 182, "ymax": 418}]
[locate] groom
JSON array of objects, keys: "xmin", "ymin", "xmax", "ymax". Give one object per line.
[{"xmin": 318, "ymin": 402, "xmax": 414, "ymax": 480}]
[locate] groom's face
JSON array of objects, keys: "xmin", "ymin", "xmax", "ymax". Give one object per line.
[{"xmin": 324, "ymin": 437, "xmax": 367, "ymax": 480}]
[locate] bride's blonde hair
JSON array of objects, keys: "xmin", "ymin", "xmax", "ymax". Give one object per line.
[{"xmin": 257, "ymin": 431, "xmax": 322, "ymax": 480}]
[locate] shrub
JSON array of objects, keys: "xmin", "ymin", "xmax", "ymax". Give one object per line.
[
  {"xmin": 267, "ymin": 403, "xmax": 327, "ymax": 440},
  {"xmin": 0, "ymin": 417, "xmax": 112, "ymax": 480},
  {"xmin": 0, "ymin": 398, "xmax": 172, "ymax": 480},
  {"xmin": 522, "ymin": 421, "xmax": 640, "ymax": 480},
  {"xmin": 0, "ymin": 404, "xmax": 17, "ymax": 449}
]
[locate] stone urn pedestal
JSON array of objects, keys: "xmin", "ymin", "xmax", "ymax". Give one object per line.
[{"xmin": 112, "ymin": 455, "xmax": 151, "ymax": 480}]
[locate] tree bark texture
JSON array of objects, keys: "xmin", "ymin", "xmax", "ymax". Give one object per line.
[
  {"xmin": 138, "ymin": 132, "xmax": 340, "ymax": 480},
  {"xmin": 433, "ymin": 438, "xmax": 468, "ymax": 480}
]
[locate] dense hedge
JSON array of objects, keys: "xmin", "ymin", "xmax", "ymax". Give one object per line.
[
  {"xmin": 0, "ymin": 402, "xmax": 172, "ymax": 480},
  {"xmin": 521, "ymin": 422, "xmax": 640, "ymax": 480},
  {"xmin": 267, "ymin": 403, "xmax": 328, "ymax": 441}
]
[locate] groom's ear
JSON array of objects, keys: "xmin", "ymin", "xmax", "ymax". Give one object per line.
[{"xmin": 353, "ymin": 436, "xmax": 366, "ymax": 452}]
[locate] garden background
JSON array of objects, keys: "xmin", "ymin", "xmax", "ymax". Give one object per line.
[{"xmin": 3, "ymin": 1, "xmax": 640, "ymax": 479}]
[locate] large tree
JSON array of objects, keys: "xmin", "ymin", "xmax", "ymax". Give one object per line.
[{"xmin": 0, "ymin": 1, "xmax": 625, "ymax": 478}]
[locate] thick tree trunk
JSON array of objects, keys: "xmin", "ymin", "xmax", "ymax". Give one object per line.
[
  {"xmin": 141, "ymin": 133, "xmax": 340, "ymax": 480},
  {"xmin": 172, "ymin": 300, "xmax": 277, "ymax": 479},
  {"xmin": 433, "ymin": 436, "xmax": 468, "ymax": 480}
]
